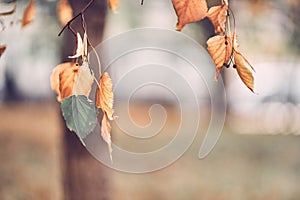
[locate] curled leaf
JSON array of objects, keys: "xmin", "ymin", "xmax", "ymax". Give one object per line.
[
  {"xmin": 172, "ymin": 0, "xmax": 208, "ymax": 31},
  {"xmin": 207, "ymin": 35, "xmax": 233, "ymax": 79},
  {"xmin": 108, "ymin": 0, "xmax": 119, "ymax": 12},
  {"xmin": 50, "ymin": 62, "xmax": 79, "ymax": 102},
  {"xmin": 57, "ymin": 0, "xmax": 73, "ymax": 26},
  {"xmin": 0, "ymin": 45, "xmax": 6, "ymax": 57},
  {"xmin": 207, "ymin": 2, "xmax": 228, "ymax": 34},
  {"xmin": 73, "ymin": 60, "xmax": 94, "ymax": 97},
  {"xmin": 101, "ymin": 113, "xmax": 112, "ymax": 161},
  {"xmin": 96, "ymin": 72, "xmax": 114, "ymax": 120},
  {"xmin": 22, "ymin": 0, "xmax": 36, "ymax": 28},
  {"xmin": 234, "ymin": 52, "xmax": 255, "ymax": 92},
  {"xmin": 68, "ymin": 32, "xmax": 88, "ymax": 59},
  {"xmin": 96, "ymin": 72, "xmax": 114, "ymax": 161}
]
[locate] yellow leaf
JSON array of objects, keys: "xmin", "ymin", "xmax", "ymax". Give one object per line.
[
  {"xmin": 207, "ymin": 3, "xmax": 228, "ymax": 34},
  {"xmin": 96, "ymin": 72, "xmax": 114, "ymax": 120},
  {"xmin": 207, "ymin": 35, "xmax": 233, "ymax": 80},
  {"xmin": 108, "ymin": 0, "xmax": 119, "ymax": 12},
  {"xmin": 101, "ymin": 113, "xmax": 113, "ymax": 161},
  {"xmin": 57, "ymin": 0, "xmax": 73, "ymax": 26},
  {"xmin": 22, "ymin": 0, "xmax": 36, "ymax": 28},
  {"xmin": 172, "ymin": 0, "xmax": 208, "ymax": 31},
  {"xmin": 50, "ymin": 62, "xmax": 79, "ymax": 102},
  {"xmin": 234, "ymin": 52, "xmax": 255, "ymax": 93},
  {"xmin": 73, "ymin": 60, "xmax": 94, "ymax": 97},
  {"xmin": 0, "ymin": 45, "xmax": 6, "ymax": 57}
]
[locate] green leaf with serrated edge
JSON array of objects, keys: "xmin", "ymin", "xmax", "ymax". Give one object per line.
[{"xmin": 61, "ymin": 95, "xmax": 99, "ymax": 145}]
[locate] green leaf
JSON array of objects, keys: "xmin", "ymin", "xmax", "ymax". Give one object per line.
[{"xmin": 61, "ymin": 95, "xmax": 99, "ymax": 145}]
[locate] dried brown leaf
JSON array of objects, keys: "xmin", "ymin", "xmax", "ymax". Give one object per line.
[
  {"xmin": 57, "ymin": 0, "xmax": 73, "ymax": 26},
  {"xmin": 172, "ymin": 0, "xmax": 208, "ymax": 31},
  {"xmin": 234, "ymin": 52, "xmax": 255, "ymax": 92},
  {"xmin": 207, "ymin": 35, "xmax": 233, "ymax": 79},
  {"xmin": 207, "ymin": 3, "xmax": 228, "ymax": 34},
  {"xmin": 101, "ymin": 113, "xmax": 112, "ymax": 161},
  {"xmin": 69, "ymin": 32, "xmax": 88, "ymax": 59},
  {"xmin": 96, "ymin": 72, "xmax": 114, "ymax": 120},
  {"xmin": 22, "ymin": 0, "xmax": 36, "ymax": 28},
  {"xmin": 73, "ymin": 60, "xmax": 94, "ymax": 97},
  {"xmin": 50, "ymin": 62, "xmax": 79, "ymax": 102},
  {"xmin": 0, "ymin": 45, "xmax": 6, "ymax": 57},
  {"xmin": 108, "ymin": 0, "xmax": 119, "ymax": 12}
]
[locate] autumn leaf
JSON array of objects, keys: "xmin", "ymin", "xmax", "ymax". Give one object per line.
[
  {"xmin": 57, "ymin": 0, "xmax": 73, "ymax": 26},
  {"xmin": 50, "ymin": 62, "xmax": 79, "ymax": 102},
  {"xmin": 207, "ymin": 35, "xmax": 233, "ymax": 80},
  {"xmin": 207, "ymin": 0, "xmax": 228, "ymax": 34},
  {"xmin": 0, "ymin": 45, "xmax": 6, "ymax": 57},
  {"xmin": 96, "ymin": 72, "xmax": 114, "ymax": 160},
  {"xmin": 73, "ymin": 60, "xmax": 94, "ymax": 97},
  {"xmin": 234, "ymin": 52, "xmax": 255, "ymax": 92},
  {"xmin": 233, "ymin": 36, "xmax": 255, "ymax": 92},
  {"xmin": 96, "ymin": 72, "xmax": 114, "ymax": 120},
  {"xmin": 101, "ymin": 113, "xmax": 113, "ymax": 161},
  {"xmin": 172, "ymin": 0, "xmax": 208, "ymax": 31},
  {"xmin": 108, "ymin": 0, "xmax": 119, "ymax": 12},
  {"xmin": 69, "ymin": 32, "xmax": 88, "ymax": 59},
  {"xmin": 22, "ymin": 0, "xmax": 36, "ymax": 28}
]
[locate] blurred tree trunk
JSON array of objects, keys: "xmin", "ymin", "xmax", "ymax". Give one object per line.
[{"xmin": 61, "ymin": 1, "xmax": 110, "ymax": 200}]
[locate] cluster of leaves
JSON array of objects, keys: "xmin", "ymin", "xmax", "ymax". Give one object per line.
[
  {"xmin": 51, "ymin": 0, "xmax": 124, "ymax": 160},
  {"xmin": 51, "ymin": 0, "xmax": 256, "ymax": 160},
  {"xmin": 51, "ymin": 30, "xmax": 114, "ymax": 160},
  {"xmin": 172, "ymin": 0, "xmax": 255, "ymax": 92},
  {"xmin": 0, "ymin": 0, "xmax": 36, "ymax": 59}
]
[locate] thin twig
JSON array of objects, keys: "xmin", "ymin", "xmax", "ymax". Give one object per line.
[
  {"xmin": 0, "ymin": 1, "xmax": 17, "ymax": 16},
  {"xmin": 58, "ymin": 0, "xmax": 95, "ymax": 36},
  {"xmin": 68, "ymin": 24, "xmax": 77, "ymax": 37},
  {"xmin": 141, "ymin": 0, "xmax": 144, "ymax": 5}
]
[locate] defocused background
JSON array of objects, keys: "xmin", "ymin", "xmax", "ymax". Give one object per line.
[{"xmin": 0, "ymin": 0, "xmax": 300, "ymax": 199}]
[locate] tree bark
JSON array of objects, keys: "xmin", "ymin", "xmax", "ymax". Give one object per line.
[{"xmin": 61, "ymin": 1, "xmax": 110, "ymax": 200}]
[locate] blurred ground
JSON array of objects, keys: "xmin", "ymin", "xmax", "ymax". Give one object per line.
[
  {"xmin": 0, "ymin": 102, "xmax": 300, "ymax": 200},
  {"xmin": 0, "ymin": 103, "xmax": 63, "ymax": 200}
]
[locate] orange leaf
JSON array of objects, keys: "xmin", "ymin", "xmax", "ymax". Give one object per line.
[
  {"xmin": 50, "ymin": 62, "xmax": 79, "ymax": 102},
  {"xmin": 234, "ymin": 52, "xmax": 255, "ymax": 93},
  {"xmin": 57, "ymin": 0, "xmax": 73, "ymax": 26},
  {"xmin": 101, "ymin": 113, "xmax": 112, "ymax": 161},
  {"xmin": 207, "ymin": 3, "xmax": 228, "ymax": 34},
  {"xmin": 73, "ymin": 60, "xmax": 94, "ymax": 97},
  {"xmin": 96, "ymin": 72, "xmax": 114, "ymax": 120},
  {"xmin": 0, "ymin": 45, "xmax": 6, "ymax": 57},
  {"xmin": 207, "ymin": 35, "xmax": 233, "ymax": 79},
  {"xmin": 22, "ymin": 0, "xmax": 36, "ymax": 28},
  {"xmin": 108, "ymin": 0, "xmax": 119, "ymax": 12},
  {"xmin": 172, "ymin": 0, "xmax": 208, "ymax": 31}
]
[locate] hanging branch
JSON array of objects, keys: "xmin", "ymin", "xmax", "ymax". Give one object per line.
[
  {"xmin": 0, "ymin": 1, "xmax": 17, "ymax": 16},
  {"xmin": 58, "ymin": 0, "xmax": 95, "ymax": 36}
]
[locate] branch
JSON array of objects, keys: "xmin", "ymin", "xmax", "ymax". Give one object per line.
[
  {"xmin": 141, "ymin": 0, "xmax": 144, "ymax": 5},
  {"xmin": 58, "ymin": 0, "xmax": 95, "ymax": 36},
  {"xmin": 0, "ymin": 1, "xmax": 17, "ymax": 16}
]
